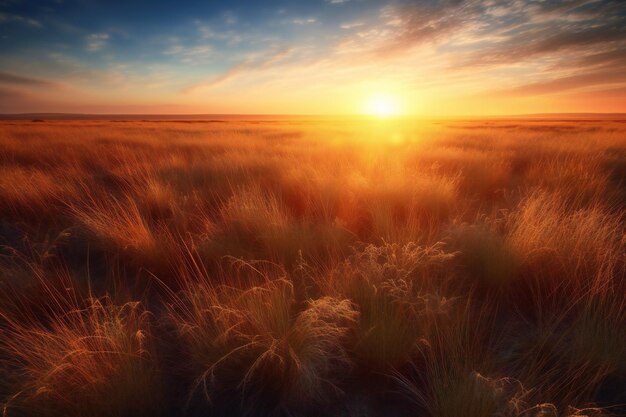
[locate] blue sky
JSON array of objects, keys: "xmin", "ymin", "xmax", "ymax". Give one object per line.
[{"xmin": 1, "ymin": 0, "xmax": 625, "ymax": 114}]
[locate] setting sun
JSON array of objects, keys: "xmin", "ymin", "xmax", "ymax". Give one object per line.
[{"xmin": 365, "ymin": 94, "xmax": 400, "ymax": 117}]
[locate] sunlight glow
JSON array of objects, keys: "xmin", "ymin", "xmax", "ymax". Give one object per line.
[{"xmin": 365, "ymin": 94, "xmax": 400, "ymax": 117}]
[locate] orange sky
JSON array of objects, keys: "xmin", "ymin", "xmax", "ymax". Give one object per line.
[{"xmin": 1, "ymin": 1, "xmax": 625, "ymax": 115}]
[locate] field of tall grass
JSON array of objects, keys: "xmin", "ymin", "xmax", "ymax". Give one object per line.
[{"xmin": 0, "ymin": 118, "xmax": 624, "ymax": 416}]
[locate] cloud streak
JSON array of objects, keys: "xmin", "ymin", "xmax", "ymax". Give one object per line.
[
  {"xmin": 0, "ymin": 72, "xmax": 57, "ymax": 88},
  {"xmin": 86, "ymin": 33, "xmax": 110, "ymax": 52},
  {"xmin": 182, "ymin": 47, "xmax": 296, "ymax": 94},
  {"xmin": 0, "ymin": 12, "xmax": 42, "ymax": 28}
]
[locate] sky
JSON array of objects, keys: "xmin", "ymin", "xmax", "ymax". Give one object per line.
[{"xmin": 0, "ymin": 0, "xmax": 625, "ymax": 115}]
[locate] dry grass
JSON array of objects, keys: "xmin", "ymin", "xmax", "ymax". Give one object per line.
[
  {"xmin": 0, "ymin": 118, "xmax": 624, "ymax": 416},
  {"xmin": 168, "ymin": 263, "xmax": 357, "ymax": 415},
  {"xmin": 0, "ymin": 272, "xmax": 161, "ymax": 417}
]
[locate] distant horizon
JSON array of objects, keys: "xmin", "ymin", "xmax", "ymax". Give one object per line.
[{"xmin": 2, "ymin": 112, "xmax": 626, "ymax": 121}]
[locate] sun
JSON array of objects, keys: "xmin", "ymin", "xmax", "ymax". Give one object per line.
[{"xmin": 365, "ymin": 94, "xmax": 400, "ymax": 117}]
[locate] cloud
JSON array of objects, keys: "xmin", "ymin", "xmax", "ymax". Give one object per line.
[
  {"xmin": 498, "ymin": 67, "xmax": 626, "ymax": 96},
  {"xmin": 489, "ymin": 42, "xmax": 626, "ymax": 97},
  {"xmin": 332, "ymin": 0, "xmax": 625, "ymax": 63},
  {"xmin": 0, "ymin": 72, "xmax": 57, "ymax": 88},
  {"xmin": 39, "ymin": 52, "xmax": 153, "ymax": 88},
  {"xmin": 0, "ymin": 12, "xmax": 42, "ymax": 28},
  {"xmin": 164, "ymin": 44, "xmax": 212, "ymax": 63},
  {"xmin": 374, "ymin": 1, "xmax": 479, "ymax": 56},
  {"xmin": 464, "ymin": 22, "xmax": 626, "ymax": 67},
  {"xmin": 340, "ymin": 22, "xmax": 364, "ymax": 30},
  {"xmin": 292, "ymin": 18, "xmax": 317, "ymax": 25},
  {"xmin": 327, "ymin": 0, "xmax": 626, "ymax": 96},
  {"xmin": 332, "ymin": 0, "xmax": 479, "ymax": 59},
  {"xmin": 86, "ymin": 33, "xmax": 110, "ymax": 51},
  {"xmin": 445, "ymin": 0, "xmax": 626, "ymax": 66},
  {"xmin": 196, "ymin": 22, "xmax": 245, "ymax": 45},
  {"xmin": 573, "ymin": 47, "xmax": 626, "ymax": 70},
  {"xmin": 182, "ymin": 48, "xmax": 296, "ymax": 94}
]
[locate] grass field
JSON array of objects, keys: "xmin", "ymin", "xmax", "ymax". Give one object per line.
[{"xmin": 0, "ymin": 118, "xmax": 624, "ymax": 417}]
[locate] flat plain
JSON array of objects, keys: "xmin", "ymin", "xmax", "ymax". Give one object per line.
[{"xmin": 0, "ymin": 118, "xmax": 624, "ymax": 417}]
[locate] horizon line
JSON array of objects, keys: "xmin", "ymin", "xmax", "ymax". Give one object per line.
[{"xmin": 2, "ymin": 112, "xmax": 626, "ymax": 121}]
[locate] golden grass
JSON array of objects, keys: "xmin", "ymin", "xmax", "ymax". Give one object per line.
[
  {"xmin": 168, "ymin": 263, "xmax": 358, "ymax": 415},
  {"xmin": 0, "ymin": 273, "xmax": 161, "ymax": 417},
  {"xmin": 0, "ymin": 118, "xmax": 624, "ymax": 416}
]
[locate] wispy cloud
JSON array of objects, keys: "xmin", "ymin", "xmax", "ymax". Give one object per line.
[
  {"xmin": 183, "ymin": 48, "xmax": 296, "ymax": 94},
  {"xmin": 340, "ymin": 22, "xmax": 364, "ymax": 30},
  {"xmin": 196, "ymin": 21, "xmax": 245, "ymax": 45},
  {"xmin": 0, "ymin": 12, "xmax": 42, "ymax": 28},
  {"xmin": 0, "ymin": 72, "xmax": 56, "ymax": 88},
  {"xmin": 327, "ymin": 0, "xmax": 626, "ymax": 93},
  {"xmin": 86, "ymin": 33, "xmax": 110, "ymax": 52},
  {"xmin": 496, "ymin": 67, "xmax": 626, "ymax": 97},
  {"xmin": 164, "ymin": 44, "xmax": 212, "ymax": 63},
  {"xmin": 292, "ymin": 18, "xmax": 317, "ymax": 25}
]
